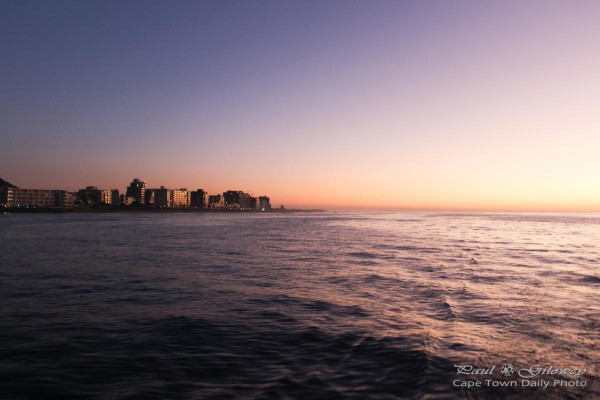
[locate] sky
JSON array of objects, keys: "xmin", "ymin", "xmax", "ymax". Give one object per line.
[{"xmin": 1, "ymin": 0, "xmax": 600, "ymax": 211}]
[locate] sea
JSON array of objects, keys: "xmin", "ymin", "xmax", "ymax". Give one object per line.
[{"xmin": 1, "ymin": 212, "xmax": 599, "ymax": 399}]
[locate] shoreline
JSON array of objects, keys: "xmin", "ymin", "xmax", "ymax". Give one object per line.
[{"xmin": 1, "ymin": 207, "xmax": 326, "ymax": 214}]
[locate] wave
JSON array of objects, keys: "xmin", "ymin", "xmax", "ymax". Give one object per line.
[{"xmin": 0, "ymin": 316, "xmax": 457, "ymax": 399}]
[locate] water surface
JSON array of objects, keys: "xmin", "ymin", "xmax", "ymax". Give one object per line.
[{"xmin": 1, "ymin": 212, "xmax": 598, "ymax": 399}]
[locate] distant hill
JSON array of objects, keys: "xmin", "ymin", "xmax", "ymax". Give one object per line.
[{"xmin": 0, "ymin": 178, "xmax": 18, "ymax": 188}]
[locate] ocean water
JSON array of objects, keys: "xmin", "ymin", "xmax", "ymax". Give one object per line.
[{"xmin": 1, "ymin": 212, "xmax": 598, "ymax": 399}]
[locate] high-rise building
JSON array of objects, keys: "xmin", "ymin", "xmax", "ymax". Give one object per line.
[
  {"xmin": 191, "ymin": 189, "xmax": 209, "ymax": 208},
  {"xmin": 150, "ymin": 187, "xmax": 169, "ymax": 207},
  {"xmin": 223, "ymin": 190, "xmax": 251, "ymax": 208},
  {"xmin": 77, "ymin": 186, "xmax": 114, "ymax": 206},
  {"xmin": 125, "ymin": 178, "xmax": 146, "ymax": 205},
  {"xmin": 208, "ymin": 194, "xmax": 224, "ymax": 208},
  {"xmin": 144, "ymin": 189, "xmax": 155, "ymax": 206},
  {"xmin": 172, "ymin": 188, "xmax": 190, "ymax": 207},
  {"xmin": 240, "ymin": 196, "xmax": 257, "ymax": 210},
  {"xmin": 258, "ymin": 196, "xmax": 271, "ymax": 210},
  {"xmin": 111, "ymin": 189, "xmax": 120, "ymax": 206},
  {"xmin": 149, "ymin": 187, "xmax": 190, "ymax": 207}
]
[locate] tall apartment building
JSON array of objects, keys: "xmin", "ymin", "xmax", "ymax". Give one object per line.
[
  {"xmin": 125, "ymin": 178, "xmax": 146, "ymax": 205},
  {"xmin": 172, "ymin": 188, "xmax": 190, "ymax": 207},
  {"xmin": 240, "ymin": 196, "xmax": 257, "ymax": 210},
  {"xmin": 190, "ymin": 189, "xmax": 209, "ymax": 208},
  {"xmin": 150, "ymin": 187, "xmax": 169, "ymax": 207},
  {"xmin": 77, "ymin": 186, "xmax": 115, "ymax": 206},
  {"xmin": 144, "ymin": 189, "xmax": 156, "ymax": 206},
  {"xmin": 258, "ymin": 196, "xmax": 271, "ymax": 210},
  {"xmin": 208, "ymin": 194, "xmax": 225, "ymax": 208},
  {"xmin": 150, "ymin": 187, "xmax": 190, "ymax": 207},
  {"xmin": 223, "ymin": 190, "xmax": 252, "ymax": 208},
  {"xmin": 111, "ymin": 189, "xmax": 120, "ymax": 206}
]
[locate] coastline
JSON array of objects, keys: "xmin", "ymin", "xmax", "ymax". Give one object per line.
[{"xmin": 1, "ymin": 206, "xmax": 326, "ymax": 214}]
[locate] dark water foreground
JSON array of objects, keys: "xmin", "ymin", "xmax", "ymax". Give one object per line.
[{"xmin": 1, "ymin": 212, "xmax": 599, "ymax": 399}]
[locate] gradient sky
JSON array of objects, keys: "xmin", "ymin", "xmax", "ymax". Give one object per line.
[{"xmin": 2, "ymin": 0, "xmax": 600, "ymax": 211}]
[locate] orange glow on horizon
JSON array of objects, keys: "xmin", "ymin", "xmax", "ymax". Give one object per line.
[{"xmin": 2, "ymin": 2, "xmax": 600, "ymax": 213}]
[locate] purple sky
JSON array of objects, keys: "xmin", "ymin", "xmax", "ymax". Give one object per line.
[{"xmin": 2, "ymin": 1, "xmax": 600, "ymax": 210}]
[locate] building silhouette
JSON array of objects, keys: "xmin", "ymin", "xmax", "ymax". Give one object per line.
[
  {"xmin": 149, "ymin": 187, "xmax": 190, "ymax": 207},
  {"xmin": 191, "ymin": 189, "xmax": 209, "ymax": 208},
  {"xmin": 125, "ymin": 178, "xmax": 146, "ymax": 205},
  {"xmin": 1, "ymin": 187, "xmax": 72, "ymax": 208},
  {"xmin": 1, "ymin": 176, "xmax": 272, "ymax": 211},
  {"xmin": 223, "ymin": 190, "xmax": 253, "ymax": 209},
  {"xmin": 208, "ymin": 194, "xmax": 224, "ymax": 208},
  {"xmin": 76, "ymin": 186, "xmax": 118, "ymax": 206},
  {"xmin": 258, "ymin": 196, "xmax": 271, "ymax": 210}
]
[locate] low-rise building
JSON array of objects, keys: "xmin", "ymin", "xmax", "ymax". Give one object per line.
[
  {"xmin": 1, "ymin": 187, "xmax": 73, "ymax": 208},
  {"xmin": 56, "ymin": 191, "xmax": 75, "ymax": 207},
  {"xmin": 0, "ymin": 187, "xmax": 14, "ymax": 206},
  {"xmin": 121, "ymin": 195, "xmax": 137, "ymax": 206}
]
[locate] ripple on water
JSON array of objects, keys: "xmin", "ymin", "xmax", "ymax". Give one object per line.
[
  {"xmin": 0, "ymin": 316, "xmax": 457, "ymax": 399},
  {"xmin": 1, "ymin": 212, "xmax": 599, "ymax": 399}
]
